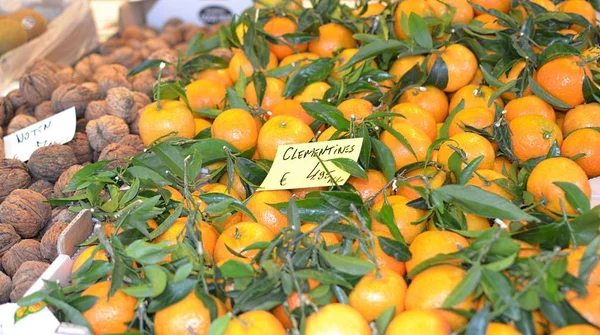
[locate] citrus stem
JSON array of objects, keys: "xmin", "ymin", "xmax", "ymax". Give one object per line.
[{"xmin": 155, "ymin": 62, "xmax": 166, "ymax": 111}]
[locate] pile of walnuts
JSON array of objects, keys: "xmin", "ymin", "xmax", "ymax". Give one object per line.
[{"xmin": 0, "ymin": 19, "xmax": 219, "ymax": 304}]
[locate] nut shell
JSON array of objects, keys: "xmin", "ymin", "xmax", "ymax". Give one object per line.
[
  {"xmin": 75, "ymin": 54, "xmax": 108, "ymax": 81},
  {"xmin": 40, "ymin": 222, "xmax": 67, "ymax": 261},
  {"xmin": 7, "ymin": 115, "xmax": 37, "ymax": 135},
  {"xmin": 109, "ymin": 46, "xmax": 143, "ymax": 69},
  {"xmin": 53, "ymin": 165, "xmax": 83, "ymax": 198},
  {"xmin": 55, "ymin": 66, "xmax": 84, "ymax": 85},
  {"xmin": 106, "ymin": 87, "xmax": 137, "ymax": 123},
  {"xmin": 1, "ymin": 240, "xmax": 44, "ymax": 277},
  {"xmin": 0, "ymin": 190, "xmax": 51, "ymax": 238},
  {"xmin": 34, "ymin": 101, "xmax": 54, "ymax": 120},
  {"xmin": 28, "ymin": 180, "xmax": 54, "ymax": 199},
  {"xmin": 130, "ymin": 70, "xmax": 155, "ymax": 98},
  {"xmin": 118, "ymin": 134, "xmax": 145, "ymax": 152},
  {"xmin": 27, "ymin": 145, "xmax": 78, "ymax": 182},
  {"xmin": 10, "ymin": 261, "xmax": 48, "ymax": 302},
  {"xmin": 68, "ymin": 132, "xmax": 93, "ymax": 164},
  {"xmin": 84, "ymin": 100, "xmax": 109, "ymax": 121},
  {"xmin": 51, "ymin": 83, "xmax": 100, "ymax": 117},
  {"xmin": 86, "ymin": 115, "xmax": 130, "ymax": 151},
  {"xmin": 0, "ymin": 271, "xmax": 10, "ymax": 303},
  {"xmin": 0, "ymin": 224, "xmax": 21, "ymax": 257},
  {"xmin": 93, "ymin": 64, "xmax": 132, "ymax": 97},
  {"xmin": 0, "ymin": 159, "xmax": 32, "ymax": 202},
  {"xmin": 6, "ymin": 90, "xmax": 27, "ymax": 110},
  {"xmin": 0, "ymin": 97, "xmax": 14, "ymax": 127},
  {"xmin": 19, "ymin": 64, "xmax": 59, "ymax": 106}
]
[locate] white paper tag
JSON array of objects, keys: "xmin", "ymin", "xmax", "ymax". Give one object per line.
[
  {"xmin": 3, "ymin": 107, "xmax": 77, "ymax": 162},
  {"xmin": 146, "ymin": 0, "xmax": 254, "ymax": 29}
]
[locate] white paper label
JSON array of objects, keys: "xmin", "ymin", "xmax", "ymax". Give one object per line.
[
  {"xmin": 3, "ymin": 107, "xmax": 77, "ymax": 162},
  {"xmin": 146, "ymin": 0, "xmax": 254, "ymax": 29}
]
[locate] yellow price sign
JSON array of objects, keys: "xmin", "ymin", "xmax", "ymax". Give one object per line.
[{"xmin": 258, "ymin": 138, "xmax": 363, "ymax": 191}]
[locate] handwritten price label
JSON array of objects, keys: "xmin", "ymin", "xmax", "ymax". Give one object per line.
[
  {"xmin": 3, "ymin": 107, "xmax": 77, "ymax": 161},
  {"xmin": 258, "ymin": 138, "xmax": 363, "ymax": 191}
]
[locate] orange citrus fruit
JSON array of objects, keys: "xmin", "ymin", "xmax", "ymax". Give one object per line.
[
  {"xmin": 397, "ymin": 166, "xmax": 447, "ymax": 200},
  {"xmin": 562, "ymin": 103, "xmax": 600, "ymax": 134},
  {"xmin": 185, "ymin": 79, "xmax": 226, "ymax": 110},
  {"xmin": 349, "ymin": 268, "xmax": 407, "ymax": 321},
  {"xmin": 504, "ymin": 95, "xmax": 556, "ymax": 122},
  {"xmin": 211, "ymin": 108, "xmax": 258, "ymax": 152},
  {"xmin": 348, "ymin": 169, "xmax": 390, "ymax": 203},
  {"xmin": 293, "ymin": 81, "xmax": 331, "ymax": 102},
  {"xmin": 565, "ymin": 285, "xmax": 600, "ymax": 327},
  {"xmin": 257, "ymin": 115, "xmax": 314, "ymax": 161},
  {"xmin": 380, "ymin": 123, "xmax": 432, "ymax": 170},
  {"xmin": 228, "ymin": 50, "xmax": 278, "ymax": 82},
  {"xmin": 71, "ymin": 246, "xmax": 108, "ymax": 274},
  {"xmin": 428, "ymin": 44, "xmax": 478, "ymax": 93},
  {"xmin": 155, "ymin": 292, "xmax": 225, "ymax": 335},
  {"xmin": 270, "ymin": 99, "xmax": 315, "ymax": 125},
  {"xmin": 448, "ymin": 106, "xmax": 494, "ymax": 137},
  {"xmin": 389, "ymin": 55, "xmax": 425, "ymax": 82},
  {"xmin": 405, "ymin": 230, "xmax": 469, "ymax": 273},
  {"xmin": 448, "ymin": 84, "xmax": 504, "ymax": 114},
  {"xmin": 307, "ymin": 23, "xmax": 356, "ymax": 58},
  {"xmin": 241, "ymin": 190, "xmax": 293, "ymax": 234},
  {"xmin": 466, "ymin": 169, "xmax": 513, "ymax": 200},
  {"xmin": 214, "ymin": 222, "xmax": 275, "ymax": 265},
  {"xmin": 558, "ymin": 0, "xmax": 596, "ymax": 31},
  {"xmin": 354, "ymin": 229, "xmax": 407, "ymax": 276},
  {"xmin": 399, "ymin": 86, "xmax": 449, "ymax": 122},
  {"xmin": 196, "ymin": 68, "xmax": 234, "ymax": 88},
  {"xmin": 561, "ymin": 128, "xmax": 600, "ymax": 178},
  {"xmin": 245, "ymin": 77, "xmax": 285, "ymax": 111},
  {"xmin": 391, "ymin": 102, "xmax": 438, "ymax": 141},
  {"xmin": 437, "ymin": 132, "xmax": 496, "ymax": 171},
  {"xmin": 224, "ymin": 310, "xmax": 286, "ymax": 335},
  {"xmin": 566, "ymin": 245, "xmax": 600, "ymax": 286},
  {"xmin": 263, "ymin": 16, "xmax": 308, "ymax": 60},
  {"xmin": 394, "ymin": 0, "xmax": 433, "ymax": 40},
  {"xmin": 385, "ymin": 309, "xmax": 452, "ymax": 335},
  {"xmin": 81, "ymin": 281, "xmax": 137, "ymax": 335},
  {"xmin": 509, "ymin": 114, "xmax": 563, "ymax": 162},
  {"xmin": 535, "ymin": 56, "xmax": 590, "ymax": 107},
  {"xmin": 470, "ymin": 0, "xmax": 511, "ymax": 14},
  {"xmin": 371, "ymin": 195, "xmax": 428, "ymax": 244},
  {"xmin": 305, "ymin": 303, "xmax": 371, "ymax": 335},
  {"xmin": 337, "ymin": 98, "xmax": 373, "ymax": 122},
  {"xmin": 139, "ymin": 100, "xmax": 196, "ymax": 147},
  {"xmin": 551, "ymin": 325, "xmax": 600, "ymax": 335}
]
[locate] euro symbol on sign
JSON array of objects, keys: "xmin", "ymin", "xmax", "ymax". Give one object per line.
[{"xmin": 280, "ymin": 172, "xmax": 290, "ymax": 186}]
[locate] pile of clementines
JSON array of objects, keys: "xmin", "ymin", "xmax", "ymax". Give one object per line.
[{"xmin": 15, "ymin": 0, "xmax": 600, "ymax": 334}]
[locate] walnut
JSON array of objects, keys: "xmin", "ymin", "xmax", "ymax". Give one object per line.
[
  {"xmin": 40, "ymin": 222, "xmax": 67, "ymax": 261},
  {"xmin": 28, "ymin": 180, "xmax": 54, "ymax": 199},
  {"xmin": 34, "ymin": 101, "xmax": 54, "ymax": 120},
  {"xmin": 93, "ymin": 64, "xmax": 132, "ymax": 97},
  {"xmin": 14, "ymin": 104, "xmax": 35, "ymax": 117},
  {"xmin": 99, "ymin": 38, "xmax": 126, "ymax": 55},
  {"xmin": 108, "ymin": 46, "xmax": 143, "ymax": 69},
  {"xmin": 68, "ymin": 132, "xmax": 93, "ymax": 164},
  {"xmin": 163, "ymin": 18, "xmax": 183, "ymax": 29},
  {"xmin": 129, "ymin": 108, "xmax": 143, "ymax": 135},
  {"xmin": 10, "ymin": 261, "xmax": 48, "ymax": 302},
  {"xmin": 76, "ymin": 119, "xmax": 88, "ymax": 133},
  {"xmin": 118, "ymin": 134, "xmax": 145, "ymax": 152},
  {"xmin": 19, "ymin": 65, "xmax": 59, "ymax": 106},
  {"xmin": 0, "ymin": 190, "xmax": 51, "ymax": 238},
  {"xmin": 99, "ymin": 142, "xmax": 137, "ymax": 160},
  {"xmin": 84, "ymin": 101, "xmax": 109, "ymax": 121},
  {"xmin": 55, "ymin": 67, "xmax": 84, "ymax": 85},
  {"xmin": 148, "ymin": 48, "xmax": 178, "ymax": 76},
  {"xmin": 0, "ymin": 224, "xmax": 21, "ymax": 257},
  {"xmin": 133, "ymin": 92, "xmax": 151, "ymax": 110},
  {"xmin": 7, "ymin": 115, "xmax": 37, "ymax": 135},
  {"xmin": 86, "ymin": 115, "xmax": 130, "ymax": 152},
  {"xmin": 0, "ymin": 159, "xmax": 31, "ymax": 202},
  {"xmin": 0, "ymin": 271, "xmax": 10, "ymax": 303},
  {"xmin": 0, "ymin": 140, "xmax": 4, "ymax": 160},
  {"xmin": 1, "ymin": 240, "xmax": 44, "ymax": 277},
  {"xmin": 121, "ymin": 26, "xmax": 147, "ymax": 42},
  {"xmin": 143, "ymin": 38, "xmax": 170, "ymax": 53},
  {"xmin": 160, "ymin": 26, "xmax": 184, "ymax": 46},
  {"xmin": 0, "ymin": 97, "xmax": 14, "ymax": 127},
  {"xmin": 53, "ymin": 165, "xmax": 83, "ymax": 198},
  {"xmin": 142, "ymin": 27, "xmax": 158, "ymax": 39},
  {"xmin": 51, "ymin": 83, "xmax": 99, "ymax": 117},
  {"xmin": 6, "ymin": 90, "xmax": 26, "ymax": 110},
  {"xmin": 130, "ymin": 70, "xmax": 155, "ymax": 98},
  {"xmin": 75, "ymin": 54, "xmax": 109, "ymax": 81},
  {"xmin": 31, "ymin": 59, "xmax": 61, "ymax": 73},
  {"xmin": 209, "ymin": 48, "xmax": 234, "ymax": 62},
  {"xmin": 106, "ymin": 87, "xmax": 137, "ymax": 123},
  {"xmin": 27, "ymin": 145, "xmax": 78, "ymax": 182}
]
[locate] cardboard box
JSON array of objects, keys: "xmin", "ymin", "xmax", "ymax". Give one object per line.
[{"xmin": 0, "ymin": 0, "xmax": 99, "ymax": 92}]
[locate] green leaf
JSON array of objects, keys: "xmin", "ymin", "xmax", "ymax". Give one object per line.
[
  {"xmin": 554, "ymin": 182, "xmax": 591, "ymax": 214},
  {"xmin": 408, "ymin": 13, "xmax": 433, "ymax": 49},
  {"xmin": 125, "ymin": 240, "xmax": 175, "ymax": 265},
  {"xmin": 371, "ymin": 138, "xmax": 396, "ymax": 181},
  {"xmin": 119, "ymin": 178, "xmax": 140, "ymax": 207},
  {"xmin": 377, "ymin": 121, "xmax": 417, "ymax": 159},
  {"xmin": 45, "ymin": 296, "xmax": 92, "ymax": 330},
  {"xmin": 434, "ymin": 185, "xmax": 539, "ymax": 222},
  {"xmin": 208, "ymin": 314, "xmax": 232, "ymax": 335},
  {"xmin": 147, "ymin": 278, "xmax": 196, "ymax": 313},
  {"xmin": 302, "ymin": 102, "xmax": 350, "ymax": 131},
  {"xmin": 199, "ymin": 193, "xmax": 257, "ymax": 222},
  {"xmin": 294, "ymin": 269, "xmax": 353, "ymax": 288},
  {"xmin": 375, "ymin": 307, "xmax": 396, "ymax": 334},
  {"xmin": 186, "ymin": 33, "xmax": 221, "ymax": 57},
  {"xmin": 219, "ymin": 260, "xmax": 255, "ymax": 278},
  {"xmin": 438, "ymin": 99, "xmax": 464, "ymax": 139},
  {"xmin": 288, "ymin": 197, "xmax": 301, "ymax": 231},
  {"xmin": 579, "ymin": 235, "xmax": 600, "ymax": 284},
  {"xmin": 458, "ymin": 156, "xmax": 485, "ymax": 185},
  {"xmin": 252, "ymin": 71, "xmax": 267, "ymax": 107},
  {"xmin": 328, "ymin": 158, "xmax": 367, "ymax": 179},
  {"xmin": 425, "ymin": 56, "xmax": 448, "ymax": 90},
  {"xmin": 319, "ymin": 248, "xmax": 375, "ymax": 276},
  {"xmin": 571, "ymin": 206, "xmax": 600, "ymax": 245},
  {"xmin": 466, "ymin": 303, "xmax": 490, "ymax": 335},
  {"xmin": 174, "ymin": 263, "xmax": 194, "ymax": 282},
  {"xmin": 537, "ymin": 42, "xmax": 579, "ymax": 67},
  {"xmin": 339, "ymin": 40, "xmax": 406, "ymax": 72},
  {"xmin": 378, "ymin": 236, "xmax": 411, "ymax": 261},
  {"xmin": 284, "ymin": 58, "xmax": 335, "ymax": 98},
  {"xmin": 181, "ymin": 54, "xmax": 228, "ymax": 74},
  {"xmin": 152, "ymin": 141, "xmax": 185, "ymax": 178},
  {"xmin": 529, "ymin": 79, "xmax": 573, "ymax": 110},
  {"xmin": 226, "ymin": 87, "xmax": 249, "ymax": 110},
  {"xmin": 378, "ymin": 204, "xmax": 404, "ymax": 242},
  {"xmin": 272, "ymin": 197, "xmax": 345, "ymax": 222},
  {"xmin": 128, "ymin": 59, "xmax": 168, "ymax": 77},
  {"xmin": 443, "ymin": 264, "xmax": 482, "ymax": 308}
]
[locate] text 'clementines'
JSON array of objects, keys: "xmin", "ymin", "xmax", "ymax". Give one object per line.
[{"xmin": 259, "ymin": 138, "xmax": 363, "ymax": 191}]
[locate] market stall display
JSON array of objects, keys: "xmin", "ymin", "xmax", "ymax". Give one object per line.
[{"xmin": 1, "ymin": 0, "xmax": 600, "ymax": 334}]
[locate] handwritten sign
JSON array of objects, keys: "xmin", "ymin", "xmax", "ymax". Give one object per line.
[
  {"xmin": 258, "ymin": 138, "xmax": 363, "ymax": 191},
  {"xmin": 4, "ymin": 107, "xmax": 77, "ymax": 161}
]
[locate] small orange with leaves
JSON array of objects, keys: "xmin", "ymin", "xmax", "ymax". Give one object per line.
[
  {"xmin": 300, "ymin": 223, "xmax": 340, "ymax": 246},
  {"xmin": 470, "ymin": 0, "xmax": 511, "ymax": 14},
  {"xmin": 385, "ymin": 309, "xmax": 452, "ymax": 335},
  {"xmin": 498, "ymin": 60, "xmax": 532, "ymax": 100},
  {"xmin": 224, "ymin": 310, "xmax": 286, "ymax": 335},
  {"xmin": 71, "ymin": 246, "xmax": 108, "ymax": 274},
  {"xmin": 486, "ymin": 323, "xmax": 521, "ymax": 335},
  {"xmin": 270, "ymin": 99, "xmax": 315, "ymax": 125},
  {"xmin": 371, "ymin": 195, "xmax": 428, "ymax": 244},
  {"xmin": 504, "ymin": 95, "xmax": 556, "ymax": 122},
  {"xmin": 405, "ymin": 265, "xmax": 477, "ymax": 331},
  {"xmin": 214, "ymin": 222, "xmax": 275, "ymax": 265},
  {"xmin": 211, "ymin": 108, "xmax": 258, "ymax": 152},
  {"xmin": 263, "ymin": 16, "xmax": 308, "ymax": 60},
  {"xmin": 399, "ymin": 86, "xmax": 449, "ymax": 122},
  {"xmin": 185, "ymin": 79, "xmax": 226, "ymax": 110},
  {"xmin": 405, "ymin": 231, "xmax": 469, "ymax": 273},
  {"xmin": 428, "ymin": 0, "xmax": 473, "ymax": 24},
  {"xmin": 139, "ymin": 100, "xmax": 196, "ymax": 147},
  {"xmin": 257, "ymin": 115, "xmax": 314, "ymax": 161},
  {"xmin": 509, "ymin": 114, "xmax": 563, "ymax": 162},
  {"xmin": 354, "ymin": 229, "xmax": 407, "ymax": 276},
  {"xmin": 535, "ymin": 56, "xmax": 590, "ymax": 107},
  {"xmin": 245, "ymin": 77, "xmax": 285, "ymax": 111},
  {"xmin": 349, "ymin": 268, "xmax": 407, "ymax": 321},
  {"xmin": 428, "ymin": 44, "xmax": 478, "ymax": 92},
  {"xmin": 437, "ymin": 132, "xmax": 496, "ymax": 171},
  {"xmin": 558, "ymin": 0, "xmax": 596, "ymax": 31},
  {"xmin": 398, "ymin": 166, "xmax": 447, "ymax": 200},
  {"xmin": 380, "ymin": 123, "xmax": 432, "ymax": 171},
  {"xmin": 394, "ymin": 0, "xmax": 434, "ymax": 40},
  {"xmin": 228, "ymin": 49, "xmax": 278, "ymax": 82},
  {"xmin": 552, "ymin": 325, "xmax": 600, "ymax": 335},
  {"xmin": 389, "ymin": 55, "xmax": 425, "ymax": 82},
  {"xmin": 307, "ymin": 23, "xmax": 356, "ymax": 58},
  {"xmin": 155, "ymin": 292, "xmax": 225, "ymax": 335},
  {"xmin": 562, "ymin": 103, "xmax": 600, "ymax": 134},
  {"xmin": 566, "ymin": 245, "xmax": 600, "ymax": 286},
  {"xmin": 448, "ymin": 106, "xmax": 495, "ymax": 137},
  {"xmin": 561, "ymin": 128, "xmax": 600, "ymax": 178},
  {"xmin": 331, "ymin": 48, "xmax": 376, "ymax": 80},
  {"xmin": 449, "ymin": 84, "xmax": 504, "ymax": 114},
  {"xmin": 473, "ymin": 13, "xmax": 506, "ymax": 30},
  {"xmin": 196, "ymin": 68, "xmax": 233, "ymax": 88},
  {"xmin": 565, "ymin": 285, "xmax": 600, "ymax": 327},
  {"xmin": 337, "ymin": 98, "xmax": 373, "ymax": 122},
  {"xmin": 81, "ymin": 281, "xmax": 137, "ymax": 335},
  {"xmin": 526, "ymin": 157, "xmax": 591, "ymax": 216},
  {"xmin": 348, "ymin": 169, "xmax": 390, "ymax": 203},
  {"xmin": 466, "ymin": 169, "xmax": 514, "ymax": 200},
  {"xmin": 242, "ymin": 190, "xmax": 292, "ymax": 234},
  {"xmin": 391, "ymin": 102, "xmax": 437, "ymax": 141},
  {"xmin": 305, "ymin": 304, "xmax": 371, "ymax": 335},
  {"xmin": 293, "ymin": 81, "xmax": 331, "ymax": 102}
]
